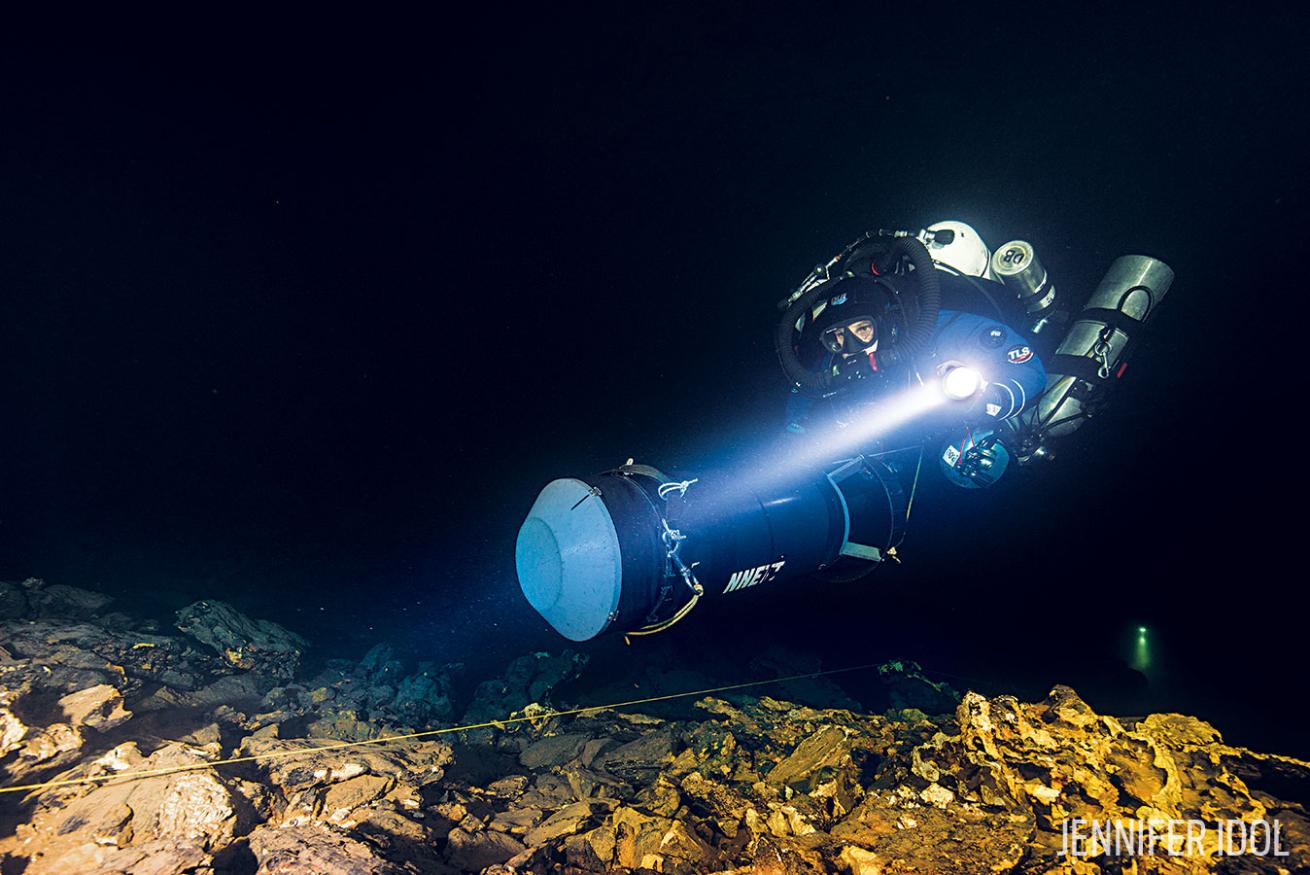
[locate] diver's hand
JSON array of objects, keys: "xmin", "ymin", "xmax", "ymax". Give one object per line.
[{"xmin": 964, "ymin": 382, "xmax": 1018, "ymax": 422}]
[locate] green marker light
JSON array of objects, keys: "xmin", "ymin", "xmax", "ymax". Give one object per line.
[{"xmin": 1132, "ymin": 625, "xmax": 1151, "ymax": 672}]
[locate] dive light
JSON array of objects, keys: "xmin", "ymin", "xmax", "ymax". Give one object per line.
[{"xmin": 941, "ymin": 366, "xmax": 983, "ymax": 401}]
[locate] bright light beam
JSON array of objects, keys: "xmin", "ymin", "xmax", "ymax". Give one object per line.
[{"xmin": 780, "ymin": 383, "xmax": 946, "ymax": 475}]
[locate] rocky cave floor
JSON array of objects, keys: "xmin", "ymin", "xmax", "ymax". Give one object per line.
[{"xmin": 2, "ymin": 577, "xmax": 1309, "ymax": 874}]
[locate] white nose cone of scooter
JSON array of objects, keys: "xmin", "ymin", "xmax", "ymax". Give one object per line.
[
  {"xmin": 516, "ymin": 478, "xmax": 623, "ymax": 641},
  {"xmin": 924, "ymin": 220, "xmax": 995, "ymax": 279}
]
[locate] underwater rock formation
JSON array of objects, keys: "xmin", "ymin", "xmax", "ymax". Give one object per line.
[
  {"xmin": 3, "ymin": 579, "xmax": 1309, "ymax": 873},
  {"xmin": 3, "ymin": 577, "xmax": 113, "ymax": 621},
  {"xmin": 245, "ymin": 642, "xmax": 463, "ymax": 744},
  {"xmin": 462, "ymin": 650, "xmax": 589, "ymax": 725},
  {"xmin": 175, "ymin": 599, "xmax": 310, "ymax": 679},
  {"xmin": 875, "ymin": 659, "xmax": 960, "ymax": 714}
]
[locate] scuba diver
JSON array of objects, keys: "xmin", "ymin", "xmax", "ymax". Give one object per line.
[
  {"xmin": 514, "ymin": 218, "xmax": 1176, "ymax": 641},
  {"xmin": 778, "ymin": 221, "xmax": 1053, "ymax": 488}
]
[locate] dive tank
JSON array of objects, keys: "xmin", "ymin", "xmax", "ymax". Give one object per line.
[
  {"xmin": 1024, "ymin": 255, "xmax": 1175, "ymax": 441},
  {"xmin": 516, "ymin": 458, "xmax": 905, "ymax": 641},
  {"xmin": 991, "ymin": 240, "xmax": 1057, "ymax": 333}
]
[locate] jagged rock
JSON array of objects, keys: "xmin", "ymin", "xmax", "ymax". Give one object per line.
[
  {"xmin": 676, "ymin": 771, "xmax": 739, "ymax": 820},
  {"xmin": 562, "ymin": 763, "xmax": 625, "ymax": 801},
  {"xmin": 1, "ymin": 687, "xmax": 27, "ymax": 756},
  {"xmin": 595, "ymin": 726, "xmax": 680, "ymax": 774},
  {"xmin": 444, "ymin": 826, "xmax": 527, "ymax": 870},
  {"xmin": 248, "ymin": 823, "xmax": 399, "ymax": 874},
  {"xmin": 304, "ymin": 708, "xmax": 384, "ymax": 741},
  {"xmin": 0, "ymin": 676, "xmax": 102, "ymax": 778},
  {"xmin": 0, "ymin": 580, "xmax": 31, "ymax": 619},
  {"xmin": 321, "ymin": 774, "xmax": 393, "ymax": 822},
  {"xmin": 659, "ymin": 818, "xmax": 715, "ymax": 862},
  {"xmin": 519, "ymin": 731, "xmax": 590, "ymax": 769},
  {"xmin": 524, "ymin": 800, "xmax": 601, "ymax": 845},
  {"xmin": 2, "ymin": 743, "xmax": 237, "ymax": 874},
  {"xmin": 0, "ymin": 617, "xmax": 227, "ymax": 692},
  {"xmin": 463, "ymin": 650, "xmax": 588, "ymax": 723},
  {"xmin": 391, "ymin": 665, "xmax": 454, "ymax": 723},
  {"xmin": 357, "ymin": 642, "xmax": 405, "ymax": 678},
  {"xmin": 519, "ymin": 772, "xmax": 579, "ymax": 809},
  {"xmin": 487, "ymin": 774, "xmax": 530, "ymax": 797},
  {"xmin": 297, "ymin": 644, "xmax": 457, "ymax": 731},
  {"xmin": 562, "ymin": 824, "xmax": 617, "ymax": 870},
  {"xmin": 765, "ymin": 724, "xmax": 853, "ymax": 792},
  {"xmin": 14, "ymin": 721, "xmax": 83, "ymax": 766},
  {"xmin": 490, "ymin": 805, "xmax": 545, "ymax": 835},
  {"xmin": 175, "ymin": 599, "xmax": 309, "ymax": 678},
  {"xmin": 834, "ymin": 803, "xmax": 1033, "ymax": 873},
  {"xmin": 19, "ymin": 577, "xmax": 114, "ymax": 619},
  {"xmin": 192, "ymin": 672, "xmax": 272, "ymax": 708},
  {"xmin": 4, "ymin": 583, "xmax": 1310, "ymax": 874},
  {"xmin": 236, "ymin": 733, "xmax": 452, "ymax": 828},
  {"xmin": 349, "ymin": 646, "xmax": 456, "ymax": 726},
  {"xmin": 838, "ymin": 843, "xmax": 882, "ymax": 875},
  {"xmin": 57, "ymin": 683, "xmax": 132, "ymax": 731},
  {"xmin": 352, "ymin": 806, "xmax": 450, "ymax": 871},
  {"xmin": 878, "ymin": 658, "xmax": 960, "ymax": 714},
  {"xmin": 17, "ymin": 838, "xmax": 212, "ymax": 875},
  {"xmin": 609, "ymin": 805, "xmax": 678, "ymax": 868}
]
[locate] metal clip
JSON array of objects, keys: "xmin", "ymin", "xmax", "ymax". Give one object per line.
[
  {"xmin": 657, "ymin": 478, "xmax": 698, "ymax": 500},
  {"xmin": 660, "ymin": 519, "xmax": 703, "ymax": 596},
  {"xmin": 1091, "ymin": 326, "xmax": 1115, "ymax": 380}
]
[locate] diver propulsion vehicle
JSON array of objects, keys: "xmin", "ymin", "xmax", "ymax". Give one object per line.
[
  {"xmin": 516, "ymin": 222, "xmax": 1175, "ymax": 642},
  {"xmin": 517, "ymin": 455, "xmax": 910, "ymax": 641}
]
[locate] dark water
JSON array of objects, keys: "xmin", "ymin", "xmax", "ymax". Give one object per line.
[{"xmin": 2, "ymin": 11, "xmax": 1305, "ymax": 754}]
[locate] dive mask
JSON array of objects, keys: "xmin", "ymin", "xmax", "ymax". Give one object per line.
[{"xmin": 820, "ymin": 317, "xmax": 878, "ymax": 354}]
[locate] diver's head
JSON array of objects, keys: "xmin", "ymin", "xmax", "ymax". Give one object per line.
[
  {"xmin": 778, "ymin": 236, "xmax": 941, "ymax": 397},
  {"xmin": 811, "ymin": 275, "xmax": 888, "ymax": 359}
]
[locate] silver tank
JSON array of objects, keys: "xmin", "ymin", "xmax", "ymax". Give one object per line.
[
  {"xmin": 1027, "ymin": 255, "xmax": 1175, "ymax": 438},
  {"xmin": 991, "ymin": 240, "xmax": 1057, "ymax": 333}
]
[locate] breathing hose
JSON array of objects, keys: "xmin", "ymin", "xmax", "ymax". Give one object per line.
[
  {"xmin": 775, "ymin": 236, "xmax": 940, "ymax": 394},
  {"xmin": 872, "ymin": 236, "xmax": 939, "ymax": 366}
]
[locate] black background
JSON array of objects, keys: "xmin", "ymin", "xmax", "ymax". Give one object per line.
[{"xmin": 3, "ymin": 9, "xmax": 1306, "ymax": 754}]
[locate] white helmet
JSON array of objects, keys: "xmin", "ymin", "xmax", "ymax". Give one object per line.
[{"xmin": 921, "ymin": 220, "xmax": 997, "ymax": 280}]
